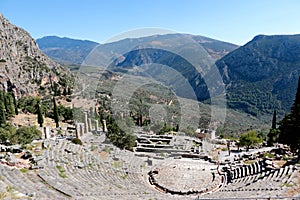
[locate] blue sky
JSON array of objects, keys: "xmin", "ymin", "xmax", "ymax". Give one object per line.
[{"xmin": 1, "ymin": 0, "xmax": 300, "ymax": 45}]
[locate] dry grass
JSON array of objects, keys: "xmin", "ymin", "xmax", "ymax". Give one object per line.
[
  {"xmin": 274, "ymin": 160, "xmax": 287, "ymax": 168},
  {"xmin": 99, "ymin": 151, "xmax": 108, "ymax": 160},
  {"xmin": 11, "ymin": 113, "xmax": 69, "ymax": 128},
  {"xmin": 71, "ymin": 96, "xmax": 97, "ymax": 111},
  {"xmin": 286, "ymin": 170, "xmax": 300, "ymax": 197},
  {"xmin": 211, "ymin": 145, "xmax": 227, "ymax": 161}
]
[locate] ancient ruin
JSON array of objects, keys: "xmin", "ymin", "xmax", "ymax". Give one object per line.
[{"xmin": 0, "ymin": 110, "xmax": 299, "ymax": 199}]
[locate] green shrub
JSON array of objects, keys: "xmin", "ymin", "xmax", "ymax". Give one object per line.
[
  {"xmin": 56, "ymin": 165, "xmax": 67, "ymax": 178},
  {"xmin": 106, "ymin": 118, "xmax": 136, "ymax": 150},
  {"xmin": 71, "ymin": 138, "xmax": 83, "ymax": 145},
  {"xmin": 283, "ymin": 155, "xmax": 290, "ymax": 161},
  {"xmin": 263, "ymin": 153, "xmax": 274, "ymax": 158},
  {"xmin": 20, "ymin": 168, "xmax": 28, "ymax": 173},
  {"xmin": 14, "ymin": 126, "xmax": 42, "ymax": 145},
  {"xmin": 0, "ymin": 124, "xmax": 41, "ymax": 145}
]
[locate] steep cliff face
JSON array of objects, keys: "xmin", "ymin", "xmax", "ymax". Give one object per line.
[{"xmin": 0, "ymin": 13, "xmax": 70, "ymax": 96}]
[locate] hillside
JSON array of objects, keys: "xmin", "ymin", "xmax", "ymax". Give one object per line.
[
  {"xmin": 0, "ymin": 14, "xmax": 71, "ymax": 96},
  {"xmin": 37, "ymin": 36, "xmax": 99, "ymax": 65},
  {"xmin": 216, "ymin": 34, "xmax": 300, "ymax": 117},
  {"xmin": 80, "ymin": 33, "xmax": 238, "ymax": 103},
  {"xmin": 74, "ymin": 66, "xmax": 270, "ymax": 135}
]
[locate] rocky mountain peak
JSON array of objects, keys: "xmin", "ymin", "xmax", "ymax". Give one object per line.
[{"xmin": 0, "ymin": 13, "xmax": 70, "ymax": 96}]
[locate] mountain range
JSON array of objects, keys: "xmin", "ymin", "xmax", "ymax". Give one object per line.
[
  {"xmin": 1, "ymin": 10, "xmax": 298, "ymax": 120},
  {"xmin": 37, "ymin": 36, "xmax": 98, "ymax": 65},
  {"xmin": 38, "ymin": 34, "xmax": 238, "ymax": 102},
  {"xmin": 37, "ymin": 33, "xmax": 300, "ymax": 118}
]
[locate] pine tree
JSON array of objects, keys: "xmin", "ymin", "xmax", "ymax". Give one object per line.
[
  {"xmin": 37, "ymin": 101, "xmax": 44, "ymax": 127},
  {"xmin": 278, "ymin": 76, "xmax": 300, "ymax": 151},
  {"xmin": 0, "ymin": 91, "xmax": 6, "ymax": 125},
  {"xmin": 53, "ymin": 97, "xmax": 59, "ymax": 128}
]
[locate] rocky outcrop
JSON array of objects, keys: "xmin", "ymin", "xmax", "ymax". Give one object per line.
[{"xmin": 0, "ymin": 13, "xmax": 70, "ymax": 96}]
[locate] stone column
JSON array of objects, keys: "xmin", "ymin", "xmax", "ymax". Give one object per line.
[
  {"xmin": 88, "ymin": 118, "xmax": 92, "ymax": 132},
  {"xmin": 84, "ymin": 112, "xmax": 88, "ymax": 133},
  {"xmin": 80, "ymin": 123, "xmax": 84, "ymax": 137},
  {"xmin": 75, "ymin": 123, "xmax": 79, "ymax": 134},
  {"xmin": 44, "ymin": 127, "xmax": 50, "ymax": 139},
  {"xmin": 102, "ymin": 119, "xmax": 108, "ymax": 132},
  {"xmin": 75, "ymin": 123, "xmax": 81, "ymax": 138},
  {"xmin": 94, "ymin": 120, "xmax": 99, "ymax": 132},
  {"xmin": 211, "ymin": 130, "xmax": 216, "ymax": 140},
  {"xmin": 75, "ymin": 128, "xmax": 80, "ymax": 139}
]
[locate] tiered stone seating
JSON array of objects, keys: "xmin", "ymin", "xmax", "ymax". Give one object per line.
[
  {"xmin": 35, "ymin": 139, "xmax": 172, "ymax": 200},
  {"xmin": 1, "ymin": 133, "xmax": 298, "ymax": 200},
  {"xmin": 0, "ymin": 165, "xmax": 9, "ymax": 193},
  {"xmin": 230, "ymin": 160, "xmax": 266, "ymax": 180},
  {"xmin": 202, "ymin": 160, "xmax": 298, "ymax": 199},
  {"xmin": 0, "ymin": 164, "xmax": 67, "ymax": 199}
]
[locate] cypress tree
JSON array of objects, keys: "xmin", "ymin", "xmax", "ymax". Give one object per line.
[
  {"xmin": 37, "ymin": 101, "xmax": 44, "ymax": 127},
  {"xmin": 53, "ymin": 82, "xmax": 60, "ymax": 96},
  {"xmin": 0, "ymin": 91, "xmax": 6, "ymax": 125},
  {"xmin": 5, "ymin": 92, "xmax": 15, "ymax": 117},
  {"xmin": 267, "ymin": 110, "xmax": 279, "ymax": 146},
  {"xmin": 63, "ymin": 87, "xmax": 67, "ymax": 96},
  {"xmin": 53, "ymin": 97, "xmax": 59, "ymax": 128},
  {"xmin": 67, "ymin": 87, "xmax": 72, "ymax": 95},
  {"xmin": 12, "ymin": 92, "xmax": 18, "ymax": 115},
  {"xmin": 278, "ymin": 76, "xmax": 300, "ymax": 151},
  {"xmin": 291, "ymin": 76, "xmax": 300, "ymax": 119},
  {"xmin": 4, "ymin": 92, "xmax": 8, "ymax": 116},
  {"xmin": 272, "ymin": 110, "xmax": 277, "ymax": 129},
  {"xmin": 137, "ymin": 97, "xmax": 143, "ymax": 126}
]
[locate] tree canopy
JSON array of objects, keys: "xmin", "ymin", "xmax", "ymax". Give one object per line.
[
  {"xmin": 278, "ymin": 76, "xmax": 300, "ymax": 152},
  {"xmin": 0, "ymin": 91, "xmax": 19, "ymax": 125},
  {"xmin": 106, "ymin": 116, "xmax": 136, "ymax": 150},
  {"xmin": 239, "ymin": 130, "xmax": 263, "ymax": 151},
  {"xmin": 0, "ymin": 124, "xmax": 41, "ymax": 145}
]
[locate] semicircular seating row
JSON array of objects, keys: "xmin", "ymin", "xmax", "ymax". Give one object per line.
[
  {"xmin": 36, "ymin": 140, "xmax": 188, "ymax": 200},
  {"xmin": 201, "ymin": 160, "xmax": 298, "ymax": 199}
]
